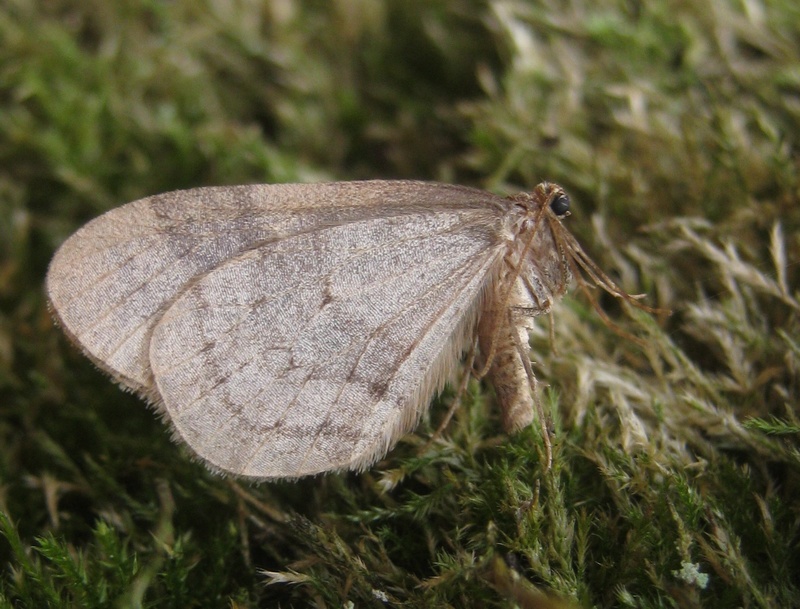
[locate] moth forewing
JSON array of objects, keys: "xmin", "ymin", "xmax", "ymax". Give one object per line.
[
  {"xmin": 46, "ymin": 180, "xmax": 656, "ymax": 480},
  {"xmin": 45, "ymin": 181, "xmax": 504, "ymax": 399},
  {"xmin": 147, "ymin": 211, "xmax": 505, "ymax": 479}
]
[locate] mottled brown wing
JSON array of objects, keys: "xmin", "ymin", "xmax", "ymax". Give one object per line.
[{"xmin": 148, "ymin": 210, "xmax": 504, "ymax": 479}]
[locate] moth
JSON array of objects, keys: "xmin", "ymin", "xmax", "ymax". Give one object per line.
[{"xmin": 46, "ymin": 181, "xmax": 653, "ymax": 480}]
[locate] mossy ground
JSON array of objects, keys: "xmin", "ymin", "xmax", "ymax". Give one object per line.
[{"xmin": 1, "ymin": 1, "xmax": 798, "ymax": 607}]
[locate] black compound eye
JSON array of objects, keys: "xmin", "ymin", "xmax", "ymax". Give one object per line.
[{"xmin": 550, "ymin": 193, "xmax": 570, "ymax": 216}]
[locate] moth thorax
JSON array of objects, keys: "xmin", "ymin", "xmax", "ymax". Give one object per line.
[{"xmin": 503, "ymin": 221, "xmax": 569, "ymax": 316}]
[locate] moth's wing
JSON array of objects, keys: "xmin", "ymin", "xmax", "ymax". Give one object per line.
[
  {"xmin": 148, "ymin": 209, "xmax": 505, "ymax": 479},
  {"xmin": 45, "ymin": 181, "xmax": 498, "ymax": 398}
]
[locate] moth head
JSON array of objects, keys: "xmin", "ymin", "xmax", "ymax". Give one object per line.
[
  {"xmin": 545, "ymin": 185, "xmax": 571, "ymax": 217},
  {"xmin": 530, "ymin": 182, "xmax": 667, "ymax": 344},
  {"xmin": 500, "ymin": 183, "xmax": 575, "ymax": 316},
  {"xmin": 504, "ymin": 182, "xmax": 664, "ymax": 345},
  {"xmin": 525, "ymin": 181, "xmax": 571, "ymax": 219}
]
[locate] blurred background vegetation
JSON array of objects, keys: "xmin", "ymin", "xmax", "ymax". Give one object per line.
[{"xmin": 1, "ymin": 0, "xmax": 798, "ymax": 607}]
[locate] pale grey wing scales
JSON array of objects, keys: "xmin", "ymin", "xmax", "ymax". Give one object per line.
[
  {"xmin": 149, "ymin": 211, "xmax": 503, "ymax": 479},
  {"xmin": 45, "ymin": 181, "xmax": 504, "ymax": 396},
  {"xmin": 46, "ymin": 186, "xmax": 300, "ymax": 395}
]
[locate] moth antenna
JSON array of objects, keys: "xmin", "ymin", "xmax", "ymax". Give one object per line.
[
  {"xmin": 559, "ymin": 227, "xmax": 665, "ymax": 314},
  {"xmin": 566, "ymin": 254, "xmax": 650, "ymax": 348}
]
